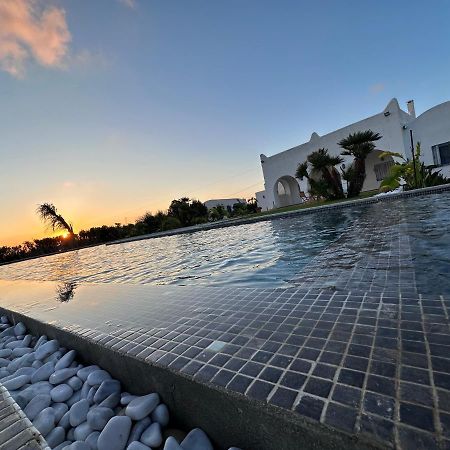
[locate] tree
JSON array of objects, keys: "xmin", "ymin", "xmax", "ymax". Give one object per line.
[
  {"xmin": 36, "ymin": 203, "xmax": 74, "ymax": 236},
  {"xmin": 209, "ymin": 205, "xmax": 227, "ymax": 221},
  {"xmin": 168, "ymin": 197, "xmax": 208, "ymax": 227},
  {"xmin": 338, "ymin": 130, "xmax": 382, "ymax": 197},
  {"xmin": 295, "ymin": 149, "xmax": 344, "ymax": 200}
]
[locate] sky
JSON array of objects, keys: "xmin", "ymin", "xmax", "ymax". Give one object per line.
[{"xmin": 1, "ymin": 0, "xmax": 450, "ymax": 246}]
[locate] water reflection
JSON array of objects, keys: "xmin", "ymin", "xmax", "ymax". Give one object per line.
[{"xmin": 56, "ymin": 281, "xmax": 77, "ymax": 303}]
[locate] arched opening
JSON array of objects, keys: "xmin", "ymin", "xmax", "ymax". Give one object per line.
[
  {"xmin": 273, "ymin": 176, "xmax": 302, "ymax": 208},
  {"xmin": 362, "ymin": 150, "xmax": 395, "ymax": 191}
]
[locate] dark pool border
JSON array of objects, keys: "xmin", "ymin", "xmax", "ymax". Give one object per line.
[
  {"xmin": 106, "ymin": 183, "xmax": 450, "ymax": 246},
  {"xmin": 0, "ymin": 308, "xmax": 386, "ymax": 450}
]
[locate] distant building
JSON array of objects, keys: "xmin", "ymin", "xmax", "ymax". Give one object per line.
[
  {"xmin": 256, "ymin": 98, "xmax": 450, "ymax": 211},
  {"xmin": 255, "ymin": 191, "xmax": 269, "ymax": 212},
  {"xmin": 204, "ymin": 198, "xmax": 246, "ymax": 214}
]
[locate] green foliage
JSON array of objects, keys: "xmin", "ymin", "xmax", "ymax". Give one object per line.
[
  {"xmin": 161, "ymin": 216, "xmax": 182, "ymax": 230},
  {"xmin": 338, "ymin": 129, "xmax": 382, "ymax": 197},
  {"xmin": 168, "ymin": 197, "xmax": 208, "ymax": 227},
  {"xmin": 380, "ymin": 143, "xmax": 450, "ymax": 191},
  {"xmin": 295, "ymin": 148, "xmax": 344, "ymax": 200},
  {"xmin": 295, "ymin": 162, "xmax": 309, "ymax": 180},
  {"xmin": 209, "ymin": 205, "xmax": 228, "ymax": 221}
]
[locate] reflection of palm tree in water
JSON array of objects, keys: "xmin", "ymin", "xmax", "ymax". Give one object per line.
[{"xmin": 56, "ymin": 281, "xmax": 77, "ymax": 303}]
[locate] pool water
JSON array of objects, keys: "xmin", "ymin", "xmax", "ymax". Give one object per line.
[{"xmin": 1, "ymin": 191, "xmax": 449, "ymax": 294}]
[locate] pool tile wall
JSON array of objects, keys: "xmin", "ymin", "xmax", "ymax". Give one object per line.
[{"xmin": 0, "ymin": 280, "xmax": 449, "ymax": 449}]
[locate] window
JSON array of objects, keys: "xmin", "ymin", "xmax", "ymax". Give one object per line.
[{"xmin": 432, "ymin": 142, "xmax": 450, "ymax": 166}]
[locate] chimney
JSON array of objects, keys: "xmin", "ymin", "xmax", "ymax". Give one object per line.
[{"xmin": 407, "ymin": 100, "xmax": 416, "ymax": 118}]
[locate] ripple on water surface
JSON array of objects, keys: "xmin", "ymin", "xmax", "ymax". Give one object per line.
[{"xmin": 1, "ymin": 191, "xmax": 449, "ymax": 293}]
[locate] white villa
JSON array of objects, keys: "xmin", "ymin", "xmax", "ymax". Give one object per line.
[
  {"xmin": 256, "ymin": 98, "xmax": 450, "ymax": 211},
  {"xmin": 204, "ymin": 198, "xmax": 246, "ymax": 211}
]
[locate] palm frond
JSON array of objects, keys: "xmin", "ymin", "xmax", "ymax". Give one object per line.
[{"xmin": 36, "ymin": 203, "xmax": 74, "ymax": 234}]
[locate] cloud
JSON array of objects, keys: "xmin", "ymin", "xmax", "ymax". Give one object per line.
[
  {"xmin": 370, "ymin": 83, "xmax": 385, "ymax": 94},
  {"xmin": 0, "ymin": 0, "xmax": 71, "ymax": 78},
  {"xmin": 118, "ymin": 0, "xmax": 137, "ymax": 9}
]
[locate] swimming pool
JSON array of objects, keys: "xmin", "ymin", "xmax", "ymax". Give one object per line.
[{"xmin": 1, "ymin": 191, "xmax": 449, "ymax": 294}]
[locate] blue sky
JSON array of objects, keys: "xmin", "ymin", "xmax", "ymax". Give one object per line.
[{"xmin": 1, "ymin": 0, "xmax": 449, "ymax": 244}]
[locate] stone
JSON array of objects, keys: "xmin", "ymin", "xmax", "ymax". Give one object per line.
[
  {"xmin": 181, "ymin": 429, "xmax": 214, "ymax": 450},
  {"xmin": 87, "ymin": 369, "xmax": 111, "ymax": 387},
  {"xmin": 55, "ymin": 349, "xmax": 77, "ymax": 370},
  {"xmin": 14, "ymin": 322, "xmax": 26, "ymax": 336},
  {"xmin": 80, "ymin": 381, "xmax": 91, "ymax": 399},
  {"xmin": 35, "ymin": 340, "xmax": 59, "ymax": 361},
  {"xmin": 2, "ymin": 366, "xmax": 34, "ymax": 381},
  {"xmin": 58, "ymin": 410, "xmax": 71, "ymax": 430},
  {"xmin": 94, "ymin": 379, "xmax": 121, "ymax": 404},
  {"xmin": 0, "ymin": 326, "xmax": 15, "ymax": 338},
  {"xmin": 164, "ymin": 437, "xmax": 183, "ymax": 450},
  {"xmin": 151, "ymin": 403, "xmax": 170, "ymax": 427},
  {"xmin": 8, "ymin": 353, "xmax": 34, "ymax": 372},
  {"xmin": 68, "ymin": 376, "xmax": 83, "ymax": 391},
  {"xmin": 67, "ymin": 427, "xmax": 75, "ymax": 441},
  {"xmin": 141, "ymin": 422, "xmax": 162, "ymax": 448},
  {"xmin": 45, "ymin": 350, "xmax": 63, "ymax": 364},
  {"xmin": 127, "ymin": 417, "xmax": 151, "ymax": 445},
  {"xmin": 70, "ymin": 399, "xmax": 90, "ymax": 427},
  {"xmin": 97, "ymin": 416, "xmax": 132, "ymax": 450},
  {"xmin": 21, "ymin": 380, "xmax": 53, "ymax": 401},
  {"xmin": 163, "ymin": 429, "xmax": 187, "ymax": 444},
  {"xmin": 6, "ymin": 339, "xmax": 28, "ymax": 349},
  {"xmin": 128, "ymin": 442, "xmax": 151, "ymax": 450},
  {"xmin": 74, "ymin": 421, "xmax": 94, "ymax": 441},
  {"xmin": 87, "ymin": 386, "xmax": 97, "ymax": 404},
  {"xmin": 24, "ymin": 394, "xmax": 52, "ymax": 421},
  {"xmin": 86, "ymin": 430, "xmax": 101, "ymax": 450},
  {"xmin": 125, "ymin": 393, "xmax": 159, "ymax": 420},
  {"xmin": 33, "ymin": 335, "xmax": 47, "ymax": 350},
  {"xmin": 50, "ymin": 367, "xmax": 78, "ymax": 385},
  {"xmin": 70, "ymin": 442, "xmax": 91, "ymax": 450},
  {"xmin": 67, "ymin": 389, "xmax": 83, "ymax": 407},
  {"xmin": 53, "ymin": 402, "xmax": 69, "ymax": 422},
  {"xmin": 33, "ymin": 406, "xmax": 56, "ymax": 437},
  {"xmin": 87, "ymin": 406, "xmax": 114, "ymax": 431},
  {"xmin": 0, "ymin": 349, "xmax": 12, "ymax": 358},
  {"xmin": 51, "ymin": 384, "xmax": 74, "ymax": 403},
  {"xmin": 3, "ymin": 374, "xmax": 30, "ymax": 390},
  {"xmin": 53, "ymin": 441, "xmax": 72, "ymax": 450},
  {"xmin": 12, "ymin": 347, "xmax": 33, "ymax": 357},
  {"xmin": 99, "ymin": 392, "xmax": 121, "ymax": 409},
  {"xmin": 77, "ymin": 365, "xmax": 100, "ymax": 381},
  {"xmin": 46, "ymin": 426, "xmax": 66, "ymax": 448},
  {"xmin": 31, "ymin": 361, "xmax": 55, "ymax": 383},
  {"xmin": 120, "ymin": 393, "xmax": 137, "ymax": 405},
  {"xmin": 0, "ymin": 357, "xmax": 10, "ymax": 367}
]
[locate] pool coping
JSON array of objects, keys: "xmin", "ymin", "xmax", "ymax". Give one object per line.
[
  {"xmin": 0, "ymin": 306, "xmax": 387, "ymax": 450},
  {"xmin": 105, "ymin": 183, "xmax": 450, "ymax": 246}
]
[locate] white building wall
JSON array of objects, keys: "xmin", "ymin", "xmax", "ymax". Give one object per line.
[
  {"xmin": 407, "ymin": 101, "xmax": 450, "ymax": 178},
  {"xmin": 260, "ymin": 98, "xmax": 414, "ymax": 209},
  {"xmin": 255, "ymin": 190, "xmax": 269, "ymax": 211},
  {"xmin": 204, "ymin": 198, "xmax": 246, "ymax": 210}
]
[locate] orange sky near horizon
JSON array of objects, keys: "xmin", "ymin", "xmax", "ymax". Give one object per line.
[{"xmin": 1, "ymin": 174, "xmax": 264, "ymax": 247}]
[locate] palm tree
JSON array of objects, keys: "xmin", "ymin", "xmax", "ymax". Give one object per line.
[
  {"xmin": 307, "ymin": 148, "xmax": 344, "ymax": 199},
  {"xmin": 36, "ymin": 203, "xmax": 74, "ymax": 236},
  {"xmin": 338, "ymin": 130, "xmax": 382, "ymax": 197}
]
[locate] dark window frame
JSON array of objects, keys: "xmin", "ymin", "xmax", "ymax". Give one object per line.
[{"xmin": 432, "ymin": 141, "xmax": 450, "ymax": 166}]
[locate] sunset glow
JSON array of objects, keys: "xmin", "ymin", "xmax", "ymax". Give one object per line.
[{"xmin": 1, "ymin": 1, "xmax": 449, "ymax": 248}]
